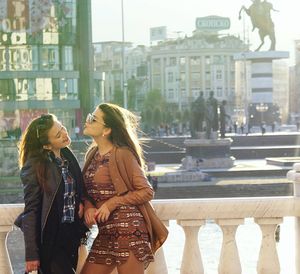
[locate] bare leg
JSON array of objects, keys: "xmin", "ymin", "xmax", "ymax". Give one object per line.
[
  {"xmin": 80, "ymin": 261, "xmax": 116, "ymax": 274},
  {"xmin": 117, "ymin": 251, "xmax": 144, "ymax": 274}
]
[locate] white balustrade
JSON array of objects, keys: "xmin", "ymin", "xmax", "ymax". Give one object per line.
[
  {"xmin": 146, "ymin": 220, "xmax": 169, "ymax": 274},
  {"xmin": 2, "ymin": 161, "xmax": 300, "ymax": 274},
  {"xmin": 255, "ymin": 217, "xmax": 282, "ymax": 274},
  {"xmin": 177, "ymin": 219, "xmax": 205, "ymax": 274},
  {"xmin": 0, "ymin": 226, "xmax": 13, "ymax": 274},
  {"xmin": 217, "ymin": 218, "xmax": 244, "ymax": 274}
]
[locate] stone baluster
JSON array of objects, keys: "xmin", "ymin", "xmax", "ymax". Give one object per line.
[
  {"xmin": 177, "ymin": 219, "xmax": 205, "ymax": 274},
  {"xmin": 146, "ymin": 220, "xmax": 169, "ymax": 274},
  {"xmin": 287, "ymin": 163, "xmax": 300, "ymax": 274},
  {"xmin": 0, "ymin": 225, "xmax": 13, "ymax": 274},
  {"xmin": 217, "ymin": 218, "xmax": 244, "ymax": 274},
  {"xmin": 255, "ymin": 217, "xmax": 283, "ymax": 274}
]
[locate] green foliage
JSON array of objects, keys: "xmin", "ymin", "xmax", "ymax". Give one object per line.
[
  {"xmin": 153, "ymin": 108, "xmax": 162, "ymax": 125},
  {"xmin": 112, "ymin": 88, "xmax": 123, "ymax": 106},
  {"xmin": 127, "ymin": 77, "xmax": 137, "ymax": 110},
  {"xmin": 182, "ymin": 109, "xmax": 190, "ymax": 122},
  {"xmin": 143, "ymin": 89, "xmax": 164, "ymax": 109}
]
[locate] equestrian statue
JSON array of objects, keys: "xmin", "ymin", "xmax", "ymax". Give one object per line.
[{"xmin": 239, "ymin": 0, "xmax": 278, "ymax": 51}]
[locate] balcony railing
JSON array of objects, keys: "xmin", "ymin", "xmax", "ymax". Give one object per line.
[{"xmin": 1, "ymin": 164, "xmax": 300, "ymax": 274}]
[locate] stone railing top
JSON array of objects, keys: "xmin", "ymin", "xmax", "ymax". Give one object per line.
[
  {"xmin": 152, "ymin": 196, "xmax": 300, "ymax": 220},
  {"xmin": 1, "ymin": 197, "xmax": 300, "ymax": 226}
]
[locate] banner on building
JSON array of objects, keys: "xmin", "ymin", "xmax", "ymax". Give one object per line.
[
  {"xmin": 150, "ymin": 26, "xmax": 167, "ymax": 42},
  {"xmin": 0, "ymin": 0, "xmax": 70, "ymax": 34},
  {"xmin": 196, "ymin": 16, "xmax": 230, "ymax": 32}
]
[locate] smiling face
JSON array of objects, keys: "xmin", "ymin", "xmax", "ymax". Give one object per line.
[{"xmin": 43, "ymin": 120, "xmax": 71, "ymax": 153}]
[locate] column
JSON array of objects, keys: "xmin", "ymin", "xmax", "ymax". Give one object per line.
[
  {"xmin": 0, "ymin": 225, "xmax": 13, "ymax": 274},
  {"xmin": 146, "ymin": 221, "xmax": 169, "ymax": 274},
  {"xmin": 217, "ymin": 218, "xmax": 244, "ymax": 274},
  {"xmin": 177, "ymin": 219, "xmax": 205, "ymax": 274},
  {"xmin": 255, "ymin": 217, "xmax": 283, "ymax": 274}
]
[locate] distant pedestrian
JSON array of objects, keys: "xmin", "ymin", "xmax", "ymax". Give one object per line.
[
  {"xmin": 297, "ymin": 121, "xmax": 300, "ymax": 131},
  {"xmin": 261, "ymin": 123, "xmax": 266, "ymax": 135},
  {"xmin": 271, "ymin": 122, "xmax": 275, "ymax": 132},
  {"xmin": 233, "ymin": 121, "xmax": 238, "ymax": 134},
  {"xmin": 240, "ymin": 123, "xmax": 245, "ymax": 135},
  {"xmin": 247, "ymin": 123, "xmax": 252, "ymax": 134}
]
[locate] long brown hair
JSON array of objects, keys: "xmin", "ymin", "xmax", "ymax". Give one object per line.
[
  {"xmin": 18, "ymin": 114, "xmax": 56, "ymax": 189},
  {"xmin": 90, "ymin": 103, "xmax": 144, "ymax": 167}
]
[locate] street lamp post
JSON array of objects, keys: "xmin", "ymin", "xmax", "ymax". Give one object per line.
[{"xmin": 121, "ymin": 0, "xmax": 127, "ymax": 109}]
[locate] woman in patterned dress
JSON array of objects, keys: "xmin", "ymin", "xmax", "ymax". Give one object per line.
[{"xmin": 81, "ymin": 103, "xmax": 168, "ymax": 274}]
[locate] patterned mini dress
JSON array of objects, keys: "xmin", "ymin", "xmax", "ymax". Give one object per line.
[{"xmin": 84, "ymin": 150, "xmax": 154, "ymax": 268}]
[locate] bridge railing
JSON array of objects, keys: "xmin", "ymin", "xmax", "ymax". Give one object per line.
[{"xmin": 1, "ymin": 163, "xmax": 300, "ymax": 274}]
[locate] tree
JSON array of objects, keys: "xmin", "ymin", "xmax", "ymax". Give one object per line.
[
  {"xmin": 127, "ymin": 76, "xmax": 137, "ymax": 110},
  {"xmin": 143, "ymin": 89, "xmax": 164, "ymax": 110},
  {"xmin": 112, "ymin": 88, "xmax": 123, "ymax": 106},
  {"xmin": 183, "ymin": 109, "xmax": 190, "ymax": 123},
  {"xmin": 153, "ymin": 107, "xmax": 162, "ymax": 126}
]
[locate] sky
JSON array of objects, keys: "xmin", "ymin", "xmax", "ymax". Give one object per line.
[{"xmin": 91, "ymin": 0, "xmax": 300, "ymax": 65}]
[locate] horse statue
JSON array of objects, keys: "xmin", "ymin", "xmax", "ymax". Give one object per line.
[{"xmin": 239, "ymin": 0, "xmax": 278, "ymax": 51}]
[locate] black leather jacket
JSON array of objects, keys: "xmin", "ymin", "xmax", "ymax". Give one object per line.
[{"xmin": 15, "ymin": 147, "xmax": 86, "ymax": 261}]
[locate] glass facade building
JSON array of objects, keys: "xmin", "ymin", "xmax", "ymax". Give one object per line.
[{"xmin": 0, "ymin": 0, "xmax": 93, "ymax": 138}]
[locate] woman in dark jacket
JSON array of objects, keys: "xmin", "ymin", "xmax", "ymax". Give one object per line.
[{"xmin": 15, "ymin": 114, "xmax": 87, "ymax": 274}]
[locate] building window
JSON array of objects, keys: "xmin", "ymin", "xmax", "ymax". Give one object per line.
[
  {"xmin": 169, "ymin": 57, "xmax": 176, "ymax": 66},
  {"xmin": 216, "ymin": 70, "xmax": 222, "ymax": 80},
  {"xmin": 152, "ymin": 58, "xmax": 160, "ymax": 73},
  {"xmin": 180, "ymin": 73, "xmax": 185, "ymax": 83},
  {"xmin": 0, "ymin": 80, "xmax": 14, "ymax": 101},
  {"xmin": 205, "ymin": 71, "xmax": 211, "ymax": 81},
  {"xmin": 191, "ymin": 72, "xmax": 201, "ymax": 81},
  {"xmin": 168, "ymin": 89, "xmax": 174, "ymax": 99},
  {"xmin": 190, "ymin": 56, "xmax": 200, "ymax": 66},
  {"xmin": 28, "ymin": 79, "xmax": 36, "ymax": 99},
  {"xmin": 15, "ymin": 79, "xmax": 28, "ymax": 101},
  {"xmin": 180, "ymin": 57, "xmax": 186, "ymax": 65},
  {"xmin": 40, "ymin": 46, "xmax": 59, "ymax": 70},
  {"xmin": 217, "ymin": 87, "xmax": 222, "ymax": 97},
  {"xmin": 214, "ymin": 55, "xmax": 224, "ymax": 64},
  {"xmin": 36, "ymin": 78, "xmax": 52, "ymax": 100},
  {"xmin": 63, "ymin": 46, "xmax": 73, "ymax": 70},
  {"xmin": 0, "ymin": 47, "xmax": 6, "ymax": 71},
  {"xmin": 205, "ymin": 56, "xmax": 211, "ymax": 65},
  {"xmin": 168, "ymin": 72, "xmax": 174, "ymax": 82}
]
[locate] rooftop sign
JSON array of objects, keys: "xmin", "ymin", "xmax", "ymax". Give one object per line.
[{"xmin": 196, "ymin": 16, "xmax": 230, "ymax": 31}]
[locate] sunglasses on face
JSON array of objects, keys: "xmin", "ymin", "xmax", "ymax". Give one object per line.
[
  {"xmin": 86, "ymin": 113, "xmax": 106, "ymax": 126},
  {"xmin": 86, "ymin": 113, "xmax": 97, "ymax": 124}
]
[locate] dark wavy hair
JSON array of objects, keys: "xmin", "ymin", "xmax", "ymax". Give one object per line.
[
  {"xmin": 18, "ymin": 114, "xmax": 56, "ymax": 189},
  {"xmin": 89, "ymin": 103, "xmax": 144, "ymax": 167}
]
